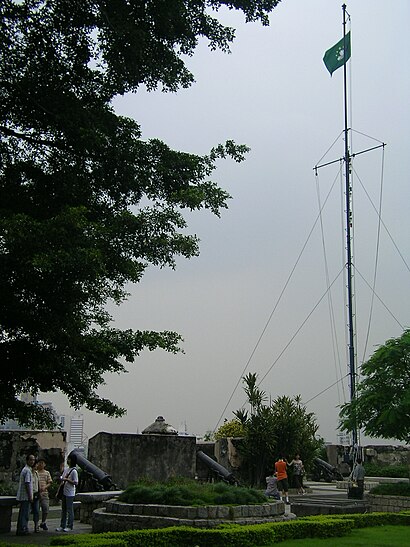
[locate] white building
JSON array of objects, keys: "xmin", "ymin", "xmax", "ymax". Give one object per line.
[{"xmin": 69, "ymin": 414, "xmax": 84, "ymax": 449}]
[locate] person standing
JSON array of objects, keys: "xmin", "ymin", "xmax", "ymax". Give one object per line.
[
  {"xmin": 16, "ymin": 454, "xmax": 35, "ymax": 536},
  {"xmin": 36, "ymin": 459, "xmax": 52, "ymax": 530},
  {"xmin": 288, "ymin": 454, "xmax": 305, "ymax": 494},
  {"xmin": 31, "ymin": 460, "xmax": 40, "ymax": 532},
  {"xmin": 56, "ymin": 453, "xmax": 79, "ymax": 532},
  {"xmin": 275, "ymin": 455, "xmax": 290, "ymax": 504},
  {"xmin": 352, "ymin": 458, "xmax": 365, "ymax": 499}
]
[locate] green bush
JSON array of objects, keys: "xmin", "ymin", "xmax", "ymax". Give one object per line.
[
  {"xmin": 61, "ymin": 541, "xmax": 127, "ymax": 547},
  {"xmin": 364, "ymin": 463, "xmax": 409, "ymax": 478},
  {"xmin": 268, "ymin": 518, "xmax": 354, "ymax": 542},
  {"xmin": 50, "ymin": 525, "xmax": 275, "ymax": 547},
  {"xmin": 0, "ymin": 481, "xmax": 17, "ymax": 496},
  {"xmin": 48, "ymin": 512, "xmax": 410, "ymax": 547},
  {"xmin": 48, "ymin": 480, "xmax": 60, "ymax": 499},
  {"xmin": 214, "ymin": 419, "xmax": 245, "ymax": 440},
  {"xmin": 49, "ymin": 520, "xmax": 353, "ymax": 547},
  {"xmin": 118, "ymin": 478, "xmax": 267, "ymax": 506},
  {"xmin": 299, "ymin": 511, "xmax": 410, "ymax": 528},
  {"xmin": 370, "ymin": 481, "xmax": 410, "ymax": 496}
]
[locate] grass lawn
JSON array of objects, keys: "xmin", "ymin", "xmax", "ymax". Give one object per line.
[{"xmin": 259, "ymin": 525, "xmax": 409, "ymax": 546}]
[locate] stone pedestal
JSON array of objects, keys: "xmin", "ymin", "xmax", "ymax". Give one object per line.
[{"xmin": 0, "ymin": 496, "xmax": 18, "ymax": 533}]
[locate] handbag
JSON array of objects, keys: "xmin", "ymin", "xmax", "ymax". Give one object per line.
[
  {"xmin": 55, "ymin": 468, "xmax": 74, "ymax": 501},
  {"xmin": 55, "ymin": 482, "xmax": 64, "ymax": 501}
]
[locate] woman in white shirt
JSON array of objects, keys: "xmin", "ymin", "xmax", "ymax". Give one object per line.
[{"xmin": 56, "ymin": 453, "xmax": 79, "ymax": 532}]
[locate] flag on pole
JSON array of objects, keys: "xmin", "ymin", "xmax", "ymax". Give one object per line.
[{"xmin": 323, "ymin": 32, "xmax": 351, "ymax": 75}]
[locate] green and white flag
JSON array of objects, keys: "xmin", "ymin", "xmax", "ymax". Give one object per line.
[{"xmin": 323, "ymin": 32, "xmax": 351, "ymax": 75}]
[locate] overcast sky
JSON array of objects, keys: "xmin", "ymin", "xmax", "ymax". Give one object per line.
[{"xmin": 43, "ymin": 0, "xmax": 409, "ymax": 446}]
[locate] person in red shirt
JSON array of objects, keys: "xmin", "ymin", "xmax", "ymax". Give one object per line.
[{"xmin": 274, "ymin": 455, "xmax": 290, "ymax": 504}]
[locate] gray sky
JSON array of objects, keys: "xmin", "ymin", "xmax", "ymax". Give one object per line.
[{"xmin": 43, "ymin": 0, "xmax": 410, "ymax": 445}]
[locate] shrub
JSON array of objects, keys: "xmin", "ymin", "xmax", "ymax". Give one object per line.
[
  {"xmin": 63, "ymin": 541, "xmax": 127, "ymax": 547},
  {"xmin": 364, "ymin": 463, "xmax": 409, "ymax": 478},
  {"xmin": 48, "ymin": 513, "xmax": 410, "ymax": 547},
  {"xmin": 269, "ymin": 518, "xmax": 353, "ymax": 542},
  {"xmin": 214, "ymin": 419, "xmax": 245, "ymax": 440},
  {"xmin": 0, "ymin": 481, "xmax": 17, "ymax": 496},
  {"xmin": 370, "ymin": 482, "xmax": 410, "ymax": 496},
  {"xmin": 298, "ymin": 512, "xmax": 410, "ymax": 528},
  {"xmin": 118, "ymin": 478, "xmax": 267, "ymax": 506},
  {"xmin": 48, "ymin": 480, "xmax": 60, "ymax": 499},
  {"xmin": 49, "ymin": 526, "xmax": 275, "ymax": 547}
]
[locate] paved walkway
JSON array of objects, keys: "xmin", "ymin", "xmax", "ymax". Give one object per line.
[{"xmin": 3, "ymin": 514, "xmax": 92, "ymax": 545}]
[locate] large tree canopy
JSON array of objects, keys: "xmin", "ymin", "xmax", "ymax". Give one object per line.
[
  {"xmin": 0, "ymin": 0, "xmax": 282, "ymax": 426},
  {"xmin": 339, "ymin": 329, "xmax": 410, "ymax": 443}
]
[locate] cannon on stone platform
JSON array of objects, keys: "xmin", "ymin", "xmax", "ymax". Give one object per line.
[
  {"xmin": 196, "ymin": 450, "xmax": 239, "ymax": 485},
  {"xmin": 311, "ymin": 457, "xmax": 344, "ymax": 482},
  {"xmin": 69, "ymin": 449, "xmax": 116, "ymax": 491}
]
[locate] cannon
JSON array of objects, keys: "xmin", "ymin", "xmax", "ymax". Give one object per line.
[
  {"xmin": 196, "ymin": 450, "xmax": 239, "ymax": 485},
  {"xmin": 69, "ymin": 450, "xmax": 116, "ymax": 491},
  {"xmin": 311, "ymin": 457, "xmax": 344, "ymax": 482}
]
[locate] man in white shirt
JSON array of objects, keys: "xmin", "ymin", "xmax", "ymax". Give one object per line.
[{"xmin": 16, "ymin": 454, "xmax": 36, "ymax": 536}]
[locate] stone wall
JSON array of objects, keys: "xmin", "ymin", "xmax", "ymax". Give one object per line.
[
  {"xmin": 195, "ymin": 442, "xmax": 216, "ymax": 481},
  {"xmin": 0, "ymin": 430, "xmax": 66, "ymax": 483},
  {"xmin": 76, "ymin": 491, "xmax": 123, "ymax": 524},
  {"xmin": 215, "ymin": 438, "xmax": 242, "ymax": 474},
  {"xmin": 368, "ymin": 494, "xmax": 410, "ymax": 513},
  {"xmin": 92, "ymin": 499, "xmax": 289, "ymax": 533},
  {"xmin": 88, "ymin": 432, "xmax": 196, "ymax": 489},
  {"xmin": 326, "ymin": 444, "xmax": 410, "ymax": 472}
]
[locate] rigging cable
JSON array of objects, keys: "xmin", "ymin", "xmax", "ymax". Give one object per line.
[
  {"xmin": 358, "ymin": 145, "xmax": 385, "ymax": 363},
  {"xmin": 304, "ymin": 374, "xmax": 349, "ymax": 405},
  {"xmin": 212, "ymin": 169, "xmax": 344, "ymax": 432},
  {"xmin": 234, "ymin": 267, "xmax": 346, "ymax": 413},
  {"xmin": 354, "ymin": 267, "xmax": 404, "ymax": 330},
  {"xmin": 353, "ymin": 164, "xmax": 409, "ymax": 274},
  {"xmin": 258, "ymin": 266, "xmax": 345, "ymax": 387},
  {"xmin": 315, "ymin": 164, "xmax": 346, "ymax": 406}
]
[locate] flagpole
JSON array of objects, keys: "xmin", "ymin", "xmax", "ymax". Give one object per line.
[{"xmin": 341, "ymin": 3, "xmax": 357, "ymax": 451}]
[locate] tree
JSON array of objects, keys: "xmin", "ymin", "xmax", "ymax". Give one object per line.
[
  {"xmin": 0, "ymin": 0, "xmax": 282, "ymax": 427},
  {"xmin": 339, "ymin": 329, "xmax": 410, "ymax": 443},
  {"xmin": 233, "ymin": 373, "xmax": 322, "ymax": 486},
  {"xmin": 214, "ymin": 419, "xmax": 245, "ymax": 440}
]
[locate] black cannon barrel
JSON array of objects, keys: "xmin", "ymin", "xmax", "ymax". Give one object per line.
[
  {"xmin": 197, "ymin": 450, "xmax": 238, "ymax": 485},
  {"xmin": 313, "ymin": 457, "xmax": 343, "ymax": 481},
  {"xmin": 314, "ymin": 457, "xmax": 336, "ymax": 472},
  {"xmin": 69, "ymin": 450, "xmax": 114, "ymax": 490}
]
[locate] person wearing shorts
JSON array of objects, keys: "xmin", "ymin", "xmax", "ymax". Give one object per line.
[{"xmin": 275, "ymin": 455, "xmax": 290, "ymax": 504}]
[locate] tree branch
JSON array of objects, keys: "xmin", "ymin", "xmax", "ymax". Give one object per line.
[{"xmin": 0, "ymin": 125, "xmax": 67, "ymax": 150}]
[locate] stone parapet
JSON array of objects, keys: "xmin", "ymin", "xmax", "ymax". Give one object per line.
[
  {"xmin": 92, "ymin": 500, "xmax": 291, "ymax": 533},
  {"xmin": 336, "ymin": 480, "xmax": 378, "ymax": 490},
  {"xmin": 76, "ymin": 491, "xmax": 122, "ymax": 524},
  {"xmin": 368, "ymin": 494, "xmax": 410, "ymax": 513},
  {"xmin": 0, "ymin": 497, "xmax": 18, "ymax": 533}
]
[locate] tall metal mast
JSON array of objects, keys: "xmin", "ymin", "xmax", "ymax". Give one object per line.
[
  {"xmin": 316, "ymin": 4, "xmax": 385, "ymax": 449},
  {"xmin": 341, "ymin": 3, "xmax": 357, "ymax": 449}
]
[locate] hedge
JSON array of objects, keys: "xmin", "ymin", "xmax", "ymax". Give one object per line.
[
  {"xmin": 49, "ymin": 511, "xmax": 410, "ymax": 547},
  {"xmin": 298, "ymin": 511, "xmax": 410, "ymax": 528},
  {"xmin": 49, "ymin": 520, "xmax": 351, "ymax": 547}
]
